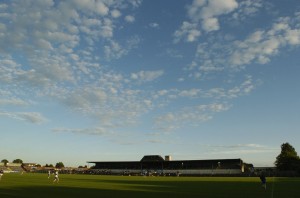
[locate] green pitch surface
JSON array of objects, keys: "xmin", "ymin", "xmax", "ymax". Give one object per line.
[{"xmin": 1, "ymin": 173, "xmax": 300, "ymax": 198}]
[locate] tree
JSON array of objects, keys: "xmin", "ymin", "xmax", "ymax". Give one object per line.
[
  {"xmin": 55, "ymin": 162, "xmax": 65, "ymax": 169},
  {"xmin": 13, "ymin": 159, "xmax": 23, "ymax": 164},
  {"xmin": 1, "ymin": 159, "xmax": 9, "ymax": 165},
  {"xmin": 275, "ymin": 142, "xmax": 300, "ymax": 171}
]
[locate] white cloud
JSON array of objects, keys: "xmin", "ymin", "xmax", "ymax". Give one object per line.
[
  {"xmin": 71, "ymin": 0, "xmax": 108, "ymax": 16},
  {"xmin": 125, "ymin": 15, "xmax": 135, "ymax": 23},
  {"xmin": 178, "ymin": 89, "xmax": 201, "ymax": 98},
  {"xmin": 154, "ymin": 102, "xmax": 231, "ymax": 131},
  {"xmin": 187, "ymin": 0, "xmax": 206, "ymax": 20},
  {"xmin": 178, "ymin": 78, "xmax": 185, "ymax": 82},
  {"xmin": 205, "ymin": 76, "xmax": 256, "ymax": 99},
  {"xmin": 229, "ymin": 18, "xmax": 300, "ymax": 67},
  {"xmin": 206, "ymin": 143, "xmax": 278, "ymax": 156},
  {"xmin": 1, "ymin": 0, "xmax": 299, "ymax": 141},
  {"xmin": 150, "ymin": 74, "xmax": 258, "ymax": 132},
  {"xmin": 0, "ymin": 22, "xmax": 6, "ymax": 31},
  {"xmin": 187, "ymin": 0, "xmax": 238, "ymax": 32},
  {"xmin": 0, "ymin": 56, "xmax": 21, "ymax": 83},
  {"xmin": 184, "ymin": 13, "xmax": 300, "ymax": 82},
  {"xmin": 285, "ymin": 29, "xmax": 300, "ymax": 45},
  {"xmin": 35, "ymin": 39, "xmax": 53, "ymax": 50},
  {"xmin": 98, "ymin": 18, "xmax": 114, "ymax": 38},
  {"xmin": 0, "ymin": 98, "xmax": 29, "ymax": 106},
  {"xmin": 18, "ymin": 112, "xmax": 48, "ymax": 124},
  {"xmin": 202, "ymin": 17, "xmax": 219, "ymax": 32},
  {"xmin": 63, "ymin": 88, "xmax": 107, "ymax": 111},
  {"xmin": 144, "ymin": 99, "xmax": 152, "ymax": 108},
  {"xmin": 0, "ymin": 0, "xmax": 145, "ymax": 133},
  {"xmin": 206, "ymin": 103, "xmax": 231, "ymax": 112},
  {"xmin": 104, "ymin": 36, "xmax": 140, "ymax": 60},
  {"xmin": 52, "ymin": 127, "xmax": 111, "ymax": 136},
  {"xmin": 95, "ymin": 1, "xmax": 109, "ymax": 15},
  {"xmin": 104, "ymin": 40, "xmax": 127, "ymax": 60},
  {"xmin": 166, "ymin": 48, "xmax": 183, "ymax": 58},
  {"xmin": 199, "ymin": 64, "xmax": 224, "ymax": 72},
  {"xmin": 231, "ymin": 0, "xmax": 264, "ymax": 22},
  {"xmin": 173, "ymin": 21, "xmax": 201, "ymax": 43},
  {"xmin": 131, "ymin": 70, "xmax": 164, "ymax": 83},
  {"xmin": 46, "ymin": 75, "xmax": 156, "ymax": 130},
  {"xmin": 111, "ymin": 9, "xmax": 121, "ymax": 18},
  {"xmin": 0, "ymin": 111, "xmax": 47, "ymax": 124},
  {"xmin": 198, "ymin": 0, "xmax": 238, "ymax": 20},
  {"xmin": 149, "ymin": 22, "xmax": 159, "ymax": 28},
  {"xmin": 128, "ymin": 0, "xmax": 142, "ymax": 8},
  {"xmin": 196, "ymin": 103, "xmax": 231, "ymax": 113}
]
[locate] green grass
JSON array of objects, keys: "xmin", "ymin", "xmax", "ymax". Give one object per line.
[{"xmin": 0, "ymin": 173, "xmax": 300, "ymax": 198}]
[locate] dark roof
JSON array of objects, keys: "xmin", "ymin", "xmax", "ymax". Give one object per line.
[
  {"xmin": 88, "ymin": 156, "xmax": 242, "ymax": 164},
  {"xmin": 140, "ymin": 155, "xmax": 165, "ymax": 162}
]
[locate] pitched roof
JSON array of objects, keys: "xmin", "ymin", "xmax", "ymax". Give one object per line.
[{"xmin": 140, "ymin": 155, "xmax": 165, "ymax": 162}]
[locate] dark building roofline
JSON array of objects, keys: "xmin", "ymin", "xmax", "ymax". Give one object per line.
[
  {"xmin": 88, "ymin": 155, "xmax": 242, "ymax": 164},
  {"xmin": 140, "ymin": 155, "xmax": 164, "ymax": 162}
]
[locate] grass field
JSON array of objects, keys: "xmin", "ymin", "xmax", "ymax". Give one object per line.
[{"xmin": 0, "ymin": 173, "xmax": 300, "ymax": 198}]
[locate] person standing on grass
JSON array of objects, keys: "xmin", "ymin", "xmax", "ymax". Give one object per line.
[
  {"xmin": 53, "ymin": 170, "xmax": 59, "ymax": 183},
  {"xmin": 260, "ymin": 172, "xmax": 267, "ymax": 190},
  {"xmin": 48, "ymin": 170, "xmax": 51, "ymax": 179},
  {"xmin": 0, "ymin": 169, "xmax": 3, "ymax": 181}
]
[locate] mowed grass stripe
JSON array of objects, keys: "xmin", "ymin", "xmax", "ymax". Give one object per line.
[{"xmin": 0, "ymin": 173, "xmax": 299, "ymax": 198}]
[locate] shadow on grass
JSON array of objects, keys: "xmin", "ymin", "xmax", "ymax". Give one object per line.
[
  {"xmin": 0, "ymin": 181, "xmax": 274, "ymax": 198},
  {"xmin": 1, "ymin": 177, "xmax": 300, "ymax": 198},
  {"xmin": 0, "ymin": 185, "xmax": 175, "ymax": 198}
]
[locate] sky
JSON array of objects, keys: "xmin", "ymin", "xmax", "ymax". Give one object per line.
[{"xmin": 0, "ymin": 0, "xmax": 300, "ymax": 168}]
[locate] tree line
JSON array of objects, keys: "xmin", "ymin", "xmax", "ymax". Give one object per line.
[
  {"xmin": 1, "ymin": 159, "xmax": 65, "ymax": 169},
  {"xmin": 1, "ymin": 159, "xmax": 23, "ymax": 164}
]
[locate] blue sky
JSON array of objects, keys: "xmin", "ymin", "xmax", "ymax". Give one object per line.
[{"xmin": 1, "ymin": 0, "xmax": 300, "ymax": 167}]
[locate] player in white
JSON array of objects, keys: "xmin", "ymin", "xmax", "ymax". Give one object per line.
[
  {"xmin": 0, "ymin": 169, "xmax": 3, "ymax": 181},
  {"xmin": 53, "ymin": 171, "xmax": 59, "ymax": 183},
  {"xmin": 48, "ymin": 170, "xmax": 51, "ymax": 179}
]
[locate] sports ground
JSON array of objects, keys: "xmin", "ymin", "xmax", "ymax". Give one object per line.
[{"xmin": 0, "ymin": 173, "xmax": 299, "ymax": 198}]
